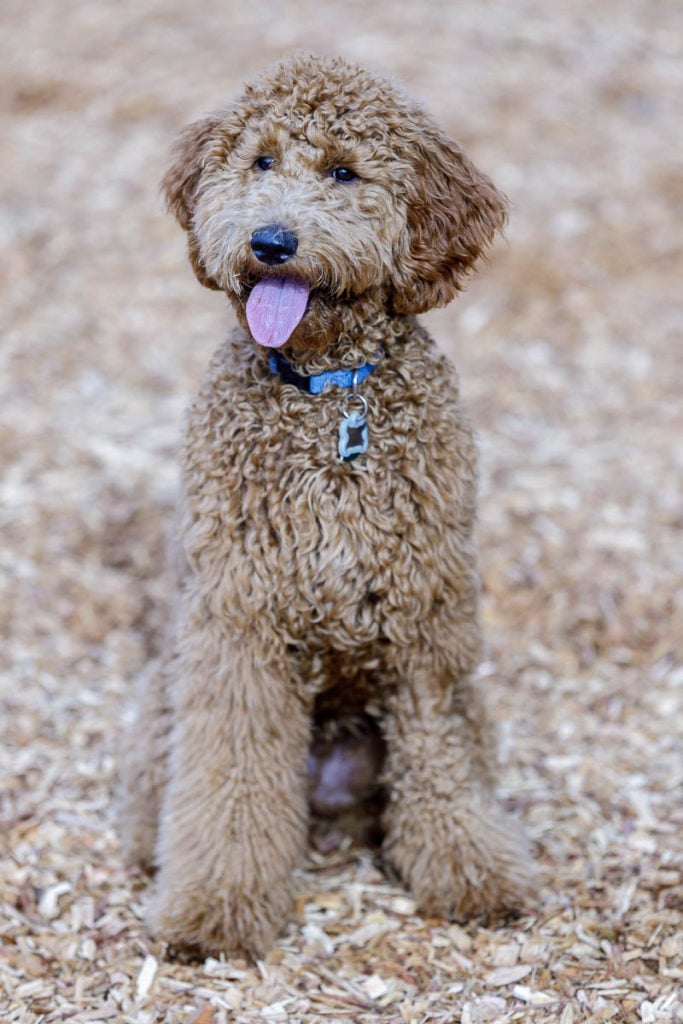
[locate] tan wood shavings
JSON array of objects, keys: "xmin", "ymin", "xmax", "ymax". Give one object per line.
[{"xmin": 1, "ymin": 2, "xmax": 682, "ymax": 1023}]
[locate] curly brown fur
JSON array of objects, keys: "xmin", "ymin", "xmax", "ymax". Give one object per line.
[{"xmin": 119, "ymin": 53, "xmax": 534, "ymax": 958}]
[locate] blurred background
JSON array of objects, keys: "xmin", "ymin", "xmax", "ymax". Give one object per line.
[{"xmin": 1, "ymin": 0, "xmax": 681, "ymax": 1019}]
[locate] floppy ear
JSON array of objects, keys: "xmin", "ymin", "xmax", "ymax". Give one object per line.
[
  {"xmin": 162, "ymin": 116, "xmax": 223, "ymax": 230},
  {"xmin": 161, "ymin": 111, "xmax": 246, "ymax": 291},
  {"xmin": 390, "ymin": 124, "xmax": 508, "ymax": 315}
]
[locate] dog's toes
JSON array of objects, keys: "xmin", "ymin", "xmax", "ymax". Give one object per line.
[
  {"xmin": 146, "ymin": 882, "xmax": 289, "ymax": 959},
  {"xmin": 384, "ymin": 803, "xmax": 537, "ymax": 921}
]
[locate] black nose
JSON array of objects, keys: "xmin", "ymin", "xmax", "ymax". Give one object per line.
[{"xmin": 250, "ymin": 224, "xmax": 298, "ymax": 265}]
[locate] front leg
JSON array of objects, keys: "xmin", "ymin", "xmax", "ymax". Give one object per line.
[
  {"xmin": 148, "ymin": 594, "xmax": 310, "ymax": 957},
  {"xmin": 381, "ymin": 641, "xmax": 535, "ymax": 920}
]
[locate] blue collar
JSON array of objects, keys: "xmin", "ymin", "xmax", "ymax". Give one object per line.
[{"xmin": 267, "ymin": 350, "xmax": 378, "ymax": 395}]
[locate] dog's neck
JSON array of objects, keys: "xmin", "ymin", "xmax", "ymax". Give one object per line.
[{"xmin": 269, "ymin": 309, "xmax": 410, "ymax": 377}]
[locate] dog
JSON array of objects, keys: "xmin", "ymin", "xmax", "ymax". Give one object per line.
[{"xmin": 119, "ymin": 53, "xmax": 534, "ymax": 957}]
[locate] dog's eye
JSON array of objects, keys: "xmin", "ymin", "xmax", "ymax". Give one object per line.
[
  {"xmin": 331, "ymin": 166, "xmax": 358, "ymax": 183},
  {"xmin": 255, "ymin": 156, "xmax": 274, "ymax": 171}
]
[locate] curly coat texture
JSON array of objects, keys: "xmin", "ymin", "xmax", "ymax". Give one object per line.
[{"xmin": 119, "ymin": 53, "xmax": 534, "ymax": 957}]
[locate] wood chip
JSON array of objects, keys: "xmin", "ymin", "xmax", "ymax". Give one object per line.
[
  {"xmin": 189, "ymin": 1008, "xmax": 217, "ymax": 1024},
  {"xmin": 135, "ymin": 954, "xmax": 158, "ymax": 1000},
  {"xmin": 485, "ymin": 965, "xmax": 532, "ymax": 987},
  {"xmin": 37, "ymin": 881, "xmax": 71, "ymax": 919},
  {"xmin": 363, "ymin": 974, "xmax": 389, "ymax": 1000}
]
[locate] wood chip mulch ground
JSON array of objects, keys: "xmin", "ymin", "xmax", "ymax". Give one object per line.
[{"xmin": 1, "ymin": 1, "xmax": 681, "ymax": 1021}]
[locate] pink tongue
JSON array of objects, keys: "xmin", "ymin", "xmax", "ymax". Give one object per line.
[{"xmin": 246, "ymin": 277, "xmax": 310, "ymax": 348}]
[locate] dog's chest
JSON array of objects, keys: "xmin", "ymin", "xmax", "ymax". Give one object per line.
[
  {"xmin": 230, "ymin": 452, "xmax": 425, "ymax": 648},
  {"xmin": 184, "ymin": 351, "xmax": 476, "ymax": 648}
]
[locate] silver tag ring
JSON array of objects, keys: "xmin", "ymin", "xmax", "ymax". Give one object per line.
[{"xmin": 341, "ymin": 392, "xmax": 368, "ymax": 419}]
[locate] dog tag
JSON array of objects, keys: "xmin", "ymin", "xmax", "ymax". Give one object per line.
[{"xmin": 338, "ymin": 409, "xmax": 368, "ymax": 462}]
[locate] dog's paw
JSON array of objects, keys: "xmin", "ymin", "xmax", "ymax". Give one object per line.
[
  {"xmin": 146, "ymin": 877, "xmax": 292, "ymax": 959},
  {"xmin": 383, "ymin": 800, "xmax": 536, "ymax": 921}
]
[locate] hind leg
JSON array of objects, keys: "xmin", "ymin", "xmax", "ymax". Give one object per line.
[{"xmin": 118, "ymin": 656, "xmax": 173, "ymax": 871}]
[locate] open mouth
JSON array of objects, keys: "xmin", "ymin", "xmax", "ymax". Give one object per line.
[{"xmin": 245, "ymin": 276, "xmax": 311, "ymax": 348}]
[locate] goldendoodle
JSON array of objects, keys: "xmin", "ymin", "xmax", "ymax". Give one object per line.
[{"xmin": 119, "ymin": 52, "xmax": 534, "ymax": 957}]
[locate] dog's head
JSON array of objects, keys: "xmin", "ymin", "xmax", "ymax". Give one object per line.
[{"xmin": 163, "ymin": 54, "xmax": 507, "ymax": 351}]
